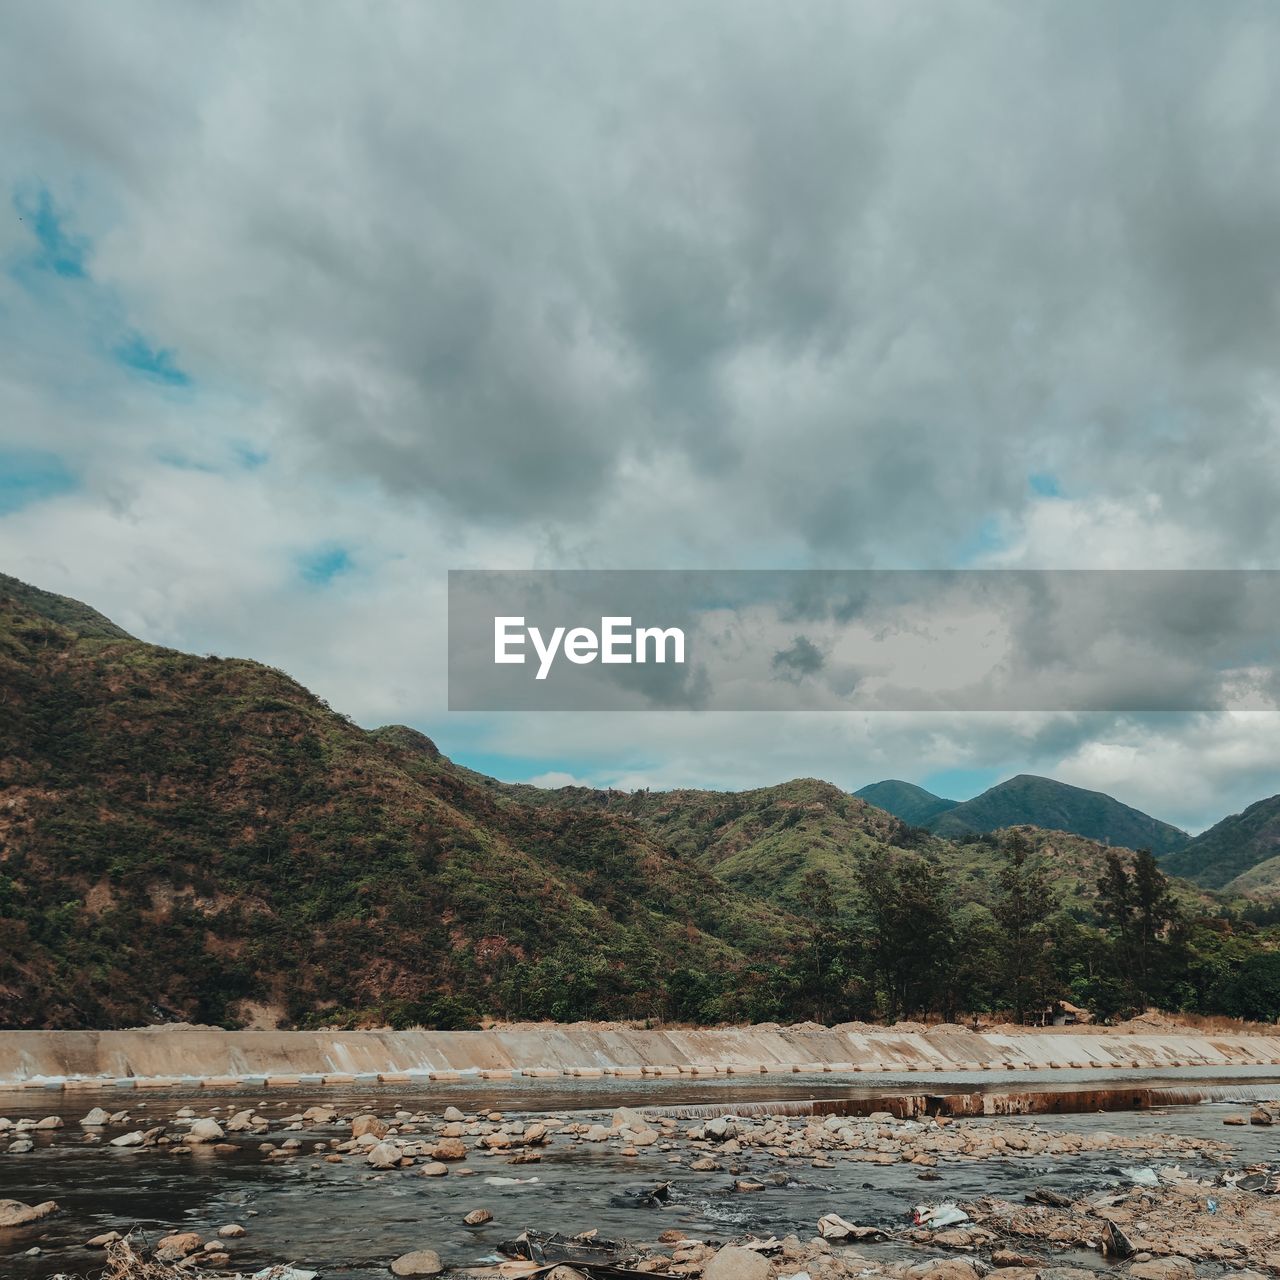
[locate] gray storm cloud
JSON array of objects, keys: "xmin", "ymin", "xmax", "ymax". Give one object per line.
[
  {"xmin": 4, "ymin": 2, "xmax": 1280, "ymax": 832},
  {"xmin": 4, "ymin": 1, "xmax": 1280, "ymax": 562}
]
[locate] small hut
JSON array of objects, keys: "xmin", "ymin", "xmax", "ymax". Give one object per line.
[{"xmin": 1049, "ymin": 999, "xmax": 1093, "ymax": 1026}]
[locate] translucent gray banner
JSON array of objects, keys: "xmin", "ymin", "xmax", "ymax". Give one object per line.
[{"xmin": 447, "ymin": 570, "xmax": 1280, "ymax": 712}]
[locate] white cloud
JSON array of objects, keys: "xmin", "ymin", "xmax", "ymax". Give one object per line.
[{"xmin": 3, "ymin": 1, "xmax": 1280, "ymax": 833}]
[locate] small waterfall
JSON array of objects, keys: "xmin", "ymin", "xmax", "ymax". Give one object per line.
[{"xmin": 640, "ymin": 1081, "xmax": 1278, "ymax": 1122}]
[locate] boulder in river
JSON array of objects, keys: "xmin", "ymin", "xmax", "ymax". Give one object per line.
[
  {"xmin": 704, "ymin": 1115, "xmax": 737, "ymax": 1140},
  {"xmin": 155, "ymin": 1231, "xmax": 203, "ymax": 1261},
  {"xmin": 80, "ymin": 1108, "xmax": 111, "ymax": 1127},
  {"xmin": 702, "ymin": 1243, "xmax": 771, "ymax": 1280},
  {"xmin": 390, "ymin": 1249, "xmax": 443, "ymax": 1276},
  {"xmin": 188, "ymin": 1118, "xmax": 225, "ymax": 1142},
  {"xmin": 352, "ymin": 1114, "xmax": 388, "ymax": 1139},
  {"xmin": 0, "ymin": 1200, "xmax": 58, "ymax": 1228},
  {"xmin": 366, "ymin": 1140, "xmax": 403, "ymax": 1169}
]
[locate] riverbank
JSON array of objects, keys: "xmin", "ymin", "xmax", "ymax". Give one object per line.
[
  {"xmin": 2, "ymin": 1086, "xmax": 1278, "ymax": 1279},
  {"xmin": 3, "ymin": 1025, "xmax": 1279, "ymax": 1089}
]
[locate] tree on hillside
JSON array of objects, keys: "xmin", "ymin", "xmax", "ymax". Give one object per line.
[
  {"xmin": 789, "ymin": 868, "xmax": 866, "ymax": 1024},
  {"xmin": 1219, "ymin": 951, "xmax": 1280, "ymax": 1022},
  {"xmin": 1096, "ymin": 849, "xmax": 1180, "ymax": 1012},
  {"xmin": 1097, "ymin": 850, "xmax": 1135, "ymax": 941},
  {"xmin": 992, "ymin": 829, "xmax": 1053, "ymax": 1023},
  {"xmin": 1132, "ymin": 849, "xmax": 1178, "ymax": 990},
  {"xmin": 857, "ymin": 852, "xmax": 956, "ymax": 1020}
]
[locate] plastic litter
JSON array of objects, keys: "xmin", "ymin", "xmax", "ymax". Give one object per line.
[
  {"xmin": 608, "ymin": 1181, "xmax": 672, "ymax": 1208},
  {"xmin": 497, "ymin": 1229, "xmax": 656, "ymax": 1276},
  {"xmin": 913, "ymin": 1203, "xmax": 969, "ymax": 1228},
  {"xmin": 817, "ymin": 1213, "xmax": 886, "ymax": 1241}
]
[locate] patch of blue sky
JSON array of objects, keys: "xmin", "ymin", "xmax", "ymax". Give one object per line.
[
  {"xmin": 10, "ymin": 184, "xmax": 195, "ymax": 391},
  {"xmin": 453, "ymin": 749, "xmax": 604, "ymax": 787},
  {"xmin": 298, "ymin": 545, "xmax": 353, "ymax": 586},
  {"xmin": 12, "ymin": 188, "xmax": 87, "ymax": 278},
  {"xmin": 154, "ymin": 450, "xmax": 218, "ymax": 473},
  {"xmin": 233, "ymin": 443, "xmax": 269, "ymax": 470},
  {"xmin": 0, "ymin": 448, "xmax": 78, "ymax": 514},
  {"xmin": 954, "ymin": 514, "xmax": 1007, "ymax": 565},
  {"xmin": 920, "ymin": 765, "xmax": 1002, "ymax": 803},
  {"xmin": 1028, "ymin": 471, "xmax": 1063, "ymax": 498},
  {"xmin": 113, "ymin": 333, "xmax": 192, "ymax": 386}
]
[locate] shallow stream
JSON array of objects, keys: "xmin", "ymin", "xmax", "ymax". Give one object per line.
[{"xmin": 2, "ymin": 1067, "xmax": 1277, "ymax": 1279}]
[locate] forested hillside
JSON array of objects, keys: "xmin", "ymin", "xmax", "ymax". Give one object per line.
[
  {"xmin": 1162, "ymin": 795, "xmax": 1280, "ymax": 891},
  {"xmin": 2, "ymin": 574, "xmax": 1277, "ymax": 1031},
  {"xmin": 0, "ymin": 575, "xmax": 790, "ymax": 1029}
]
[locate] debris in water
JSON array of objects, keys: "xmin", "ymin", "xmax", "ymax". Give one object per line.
[
  {"xmin": 607, "ymin": 1181, "xmax": 672, "ymax": 1207},
  {"xmin": 912, "ymin": 1202, "xmax": 969, "ymax": 1228},
  {"xmin": 1100, "ymin": 1219, "xmax": 1136, "ymax": 1259},
  {"xmin": 1024, "ymin": 1187, "xmax": 1072, "ymax": 1208},
  {"xmin": 817, "ymin": 1213, "xmax": 887, "ymax": 1242}
]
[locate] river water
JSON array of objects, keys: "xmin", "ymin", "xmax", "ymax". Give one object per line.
[{"xmin": 2, "ymin": 1067, "xmax": 1278, "ymax": 1279}]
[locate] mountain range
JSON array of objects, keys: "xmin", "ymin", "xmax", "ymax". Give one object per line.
[
  {"xmin": 856, "ymin": 772, "xmax": 1279, "ymax": 894},
  {"xmin": 1, "ymin": 572, "xmax": 1277, "ymax": 1030},
  {"xmin": 1161, "ymin": 796, "xmax": 1280, "ymax": 892},
  {"xmin": 858, "ymin": 774, "xmax": 1190, "ymax": 855}
]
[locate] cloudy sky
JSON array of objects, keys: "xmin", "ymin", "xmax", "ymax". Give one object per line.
[{"xmin": 3, "ymin": 1, "xmax": 1279, "ymax": 832}]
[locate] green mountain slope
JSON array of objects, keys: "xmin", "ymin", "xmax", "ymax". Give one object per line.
[
  {"xmin": 927, "ymin": 774, "xmax": 1189, "ymax": 855},
  {"xmin": 2, "ymin": 572, "xmax": 1258, "ymax": 1033},
  {"xmin": 493, "ymin": 777, "xmax": 1217, "ymax": 918},
  {"xmin": 1163, "ymin": 795, "xmax": 1280, "ymax": 890},
  {"xmin": 0, "ymin": 576, "xmax": 792, "ymax": 1030},
  {"xmin": 500, "ymin": 777, "xmax": 917, "ymax": 907},
  {"xmin": 854, "ymin": 779, "xmax": 958, "ymax": 825},
  {"xmin": 934, "ymin": 826, "xmax": 1220, "ymax": 916}
]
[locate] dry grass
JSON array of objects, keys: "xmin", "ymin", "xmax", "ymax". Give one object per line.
[
  {"xmin": 1156, "ymin": 1009, "xmax": 1280, "ymax": 1036},
  {"xmin": 97, "ymin": 1237, "xmax": 198, "ymax": 1280}
]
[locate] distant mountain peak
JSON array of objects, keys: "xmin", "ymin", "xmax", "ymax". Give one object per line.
[
  {"xmin": 924, "ymin": 774, "xmax": 1189, "ymax": 855},
  {"xmin": 854, "ymin": 779, "xmax": 959, "ymax": 826},
  {"xmin": 1162, "ymin": 793, "xmax": 1280, "ymax": 890}
]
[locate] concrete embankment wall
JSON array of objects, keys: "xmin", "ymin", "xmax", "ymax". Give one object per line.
[{"xmin": 1, "ymin": 1026, "xmax": 1278, "ymax": 1088}]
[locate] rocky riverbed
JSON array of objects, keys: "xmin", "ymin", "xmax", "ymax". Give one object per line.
[{"xmin": 1, "ymin": 1090, "xmax": 1277, "ymax": 1279}]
